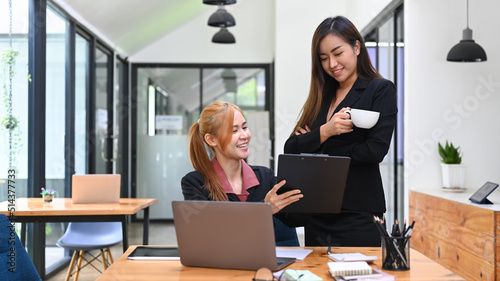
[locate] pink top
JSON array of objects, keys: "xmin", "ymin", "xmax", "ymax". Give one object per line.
[{"xmin": 211, "ymin": 158, "xmax": 260, "ymax": 202}]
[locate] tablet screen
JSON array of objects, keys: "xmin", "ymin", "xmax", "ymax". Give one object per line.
[
  {"xmin": 127, "ymin": 246, "xmax": 180, "ymax": 260},
  {"xmin": 469, "ymin": 182, "xmax": 499, "ymax": 204}
]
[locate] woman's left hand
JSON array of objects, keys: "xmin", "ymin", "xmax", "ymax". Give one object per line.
[
  {"xmin": 265, "ymin": 180, "xmax": 303, "ymax": 214},
  {"xmin": 295, "ymin": 125, "xmax": 311, "ymax": 135}
]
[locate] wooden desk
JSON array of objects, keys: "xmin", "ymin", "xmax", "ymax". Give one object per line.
[
  {"xmin": 0, "ymin": 198, "xmax": 157, "ymax": 279},
  {"xmin": 97, "ymin": 246, "xmax": 463, "ymax": 280},
  {"xmin": 410, "ymin": 189, "xmax": 499, "ymax": 281}
]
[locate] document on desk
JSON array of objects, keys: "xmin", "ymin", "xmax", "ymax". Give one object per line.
[{"xmin": 276, "ymin": 248, "xmax": 313, "ymax": 260}]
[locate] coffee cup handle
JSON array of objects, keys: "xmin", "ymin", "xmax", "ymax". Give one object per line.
[{"xmin": 345, "ymin": 110, "xmax": 351, "ymax": 120}]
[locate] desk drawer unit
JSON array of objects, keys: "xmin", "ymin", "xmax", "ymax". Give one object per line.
[{"xmin": 409, "ymin": 190, "xmax": 498, "ymax": 281}]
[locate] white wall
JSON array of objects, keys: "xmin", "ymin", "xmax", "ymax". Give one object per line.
[
  {"xmin": 405, "ymin": 0, "xmax": 500, "ymax": 191},
  {"xmin": 129, "ymin": 0, "xmax": 275, "ymax": 63}
]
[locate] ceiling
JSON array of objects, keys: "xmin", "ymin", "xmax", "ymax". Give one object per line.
[
  {"xmin": 52, "ymin": 0, "xmax": 262, "ymax": 114},
  {"xmin": 52, "ymin": 0, "xmax": 210, "ymax": 56}
]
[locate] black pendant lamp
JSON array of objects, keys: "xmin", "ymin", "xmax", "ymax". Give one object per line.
[
  {"xmin": 447, "ymin": 0, "xmax": 487, "ymax": 62},
  {"xmin": 203, "ymin": 0, "xmax": 236, "ymax": 44},
  {"xmin": 208, "ymin": 6, "xmax": 235, "ymax": 27},
  {"xmin": 203, "ymin": 0, "xmax": 236, "ymax": 5},
  {"xmin": 212, "ymin": 27, "xmax": 235, "ymax": 44}
]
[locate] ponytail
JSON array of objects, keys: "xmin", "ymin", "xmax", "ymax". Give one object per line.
[{"xmin": 187, "ymin": 119, "xmax": 228, "ymax": 201}]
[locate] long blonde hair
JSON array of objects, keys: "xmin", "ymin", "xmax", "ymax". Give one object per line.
[{"xmin": 186, "ymin": 101, "xmax": 244, "ymax": 201}]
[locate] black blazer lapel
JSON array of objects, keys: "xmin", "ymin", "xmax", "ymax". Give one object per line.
[{"xmin": 337, "ymin": 78, "xmax": 368, "ymax": 109}]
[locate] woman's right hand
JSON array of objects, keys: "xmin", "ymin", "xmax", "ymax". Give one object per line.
[
  {"xmin": 320, "ymin": 107, "xmax": 353, "ymax": 142},
  {"xmin": 264, "ymin": 180, "xmax": 303, "ymax": 214}
]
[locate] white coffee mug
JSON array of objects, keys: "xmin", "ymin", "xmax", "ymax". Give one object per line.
[{"xmin": 345, "ymin": 108, "xmax": 380, "ymax": 129}]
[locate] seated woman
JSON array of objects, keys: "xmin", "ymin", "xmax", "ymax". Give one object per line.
[{"xmin": 181, "ymin": 101, "xmax": 303, "ymax": 246}]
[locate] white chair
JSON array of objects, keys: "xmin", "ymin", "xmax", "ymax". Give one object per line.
[{"xmin": 56, "ymin": 222, "xmax": 122, "ymax": 281}]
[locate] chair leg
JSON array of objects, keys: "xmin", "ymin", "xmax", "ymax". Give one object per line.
[
  {"xmin": 73, "ymin": 250, "xmax": 85, "ymax": 281},
  {"xmin": 100, "ymin": 249, "xmax": 108, "ymax": 271},
  {"xmin": 64, "ymin": 251, "xmax": 78, "ymax": 281},
  {"xmin": 105, "ymin": 247, "xmax": 114, "ymax": 264}
]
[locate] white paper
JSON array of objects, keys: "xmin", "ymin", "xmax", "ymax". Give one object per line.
[{"xmin": 275, "ymin": 248, "xmax": 313, "ymax": 261}]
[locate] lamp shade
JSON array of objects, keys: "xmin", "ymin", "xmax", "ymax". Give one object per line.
[
  {"xmin": 208, "ymin": 7, "xmax": 235, "ymax": 27},
  {"xmin": 212, "ymin": 27, "xmax": 235, "ymax": 44},
  {"xmin": 203, "ymin": 0, "xmax": 236, "ymax": 5},
  {"xmin": 447, "ymin": 28, "xmax": 487, "ymax": 62}
]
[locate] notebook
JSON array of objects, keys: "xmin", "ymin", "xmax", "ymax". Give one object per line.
[
  {"xmin": 328, "ymin": 261, "xmax": 381, "ymax": 279},
  {"xmin": 277, "ymin": 154, "xmax": 350, "ymax": 213},
  {"xmin": 171, "ymin": 200, "xmax": 296, "ymax": 271},
  {"xmin": 71, "ymin": 174, "xmax": 121, "ymax": 204}
]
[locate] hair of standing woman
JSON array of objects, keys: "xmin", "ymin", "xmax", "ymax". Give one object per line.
[{"xmin": 186, "ymin": 101, "xmax": 243, "ymax": 201}]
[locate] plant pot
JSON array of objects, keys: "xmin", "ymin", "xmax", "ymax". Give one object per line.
[
  {"xmin": 43, "ymin": 195, "xmax": 54, "ymax": 203},
  {"xmin": 441, "ymin": 163, "xmax": 466, "ymax": 189}
]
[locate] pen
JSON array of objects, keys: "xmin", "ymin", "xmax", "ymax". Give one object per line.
[{"xmin": 394, "ymin": 219, "xmax": 401, "ymax": 237}]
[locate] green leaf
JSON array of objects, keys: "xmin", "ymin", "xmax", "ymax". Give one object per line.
[{"xmin": 438, "ymin": 141, "xmax": 462, "ymax": 164}]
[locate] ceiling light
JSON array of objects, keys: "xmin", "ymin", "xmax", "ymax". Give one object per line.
[
  {"xmin": 447, "ymin": 0, "xmax": 487, "ymax": 62},
  {"xmin": 212, "ymin": 27, "xmax": 235, "ymax": 44},
  {"xmin": 203, "ymin": 0, "xmax": 236, "ymax": 5},
  {"xmin": 208, "ymin": 6, "xmax": 235, "ymax": 27}
]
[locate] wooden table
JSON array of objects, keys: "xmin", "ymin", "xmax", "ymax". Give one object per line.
[
  {"xmin": 410, "ymin": 189, "xmax": 500, "ymax": 281},
  {"xmin": 0, "ymin": 197, "xmax": 157, "ymax": 279},
  {"xmin": 97, "ymin": 246, "xmax": 464, "ymax": 280}
]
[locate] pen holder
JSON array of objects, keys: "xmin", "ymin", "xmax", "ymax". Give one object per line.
[{"xmin": 381, "ymin": 235, "xmax": 410, "ymax": 271}]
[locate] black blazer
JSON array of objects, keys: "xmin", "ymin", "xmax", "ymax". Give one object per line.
[
  {"xmin": 284, "ymin": 78, "xmax": 397, "ymax": 213},
  {"xmin": 181, "ymin": 165, "xmax": 275, "ymax": 202}
]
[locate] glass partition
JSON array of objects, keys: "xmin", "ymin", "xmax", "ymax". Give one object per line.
[
  {"xmin": 136, "ymin": 67, "xmax": 198, "ymax": 219},
  {"xmin": 74, "ymin": 33, "xmax": 89, "ymax": 175},
  {"xmin": 134, "ymin": 65, "xmax": 270, "ymax": 219},
  {"xmin": 95, "ymin": 47, "xmax": 110, "ymax": 174}
]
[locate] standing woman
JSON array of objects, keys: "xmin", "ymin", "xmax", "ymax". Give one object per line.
[
  {"xmin": 182, "ymin": 101, "xmax": 303, "ymax": 245},
  {"xmin": 284, "ymin": 16, "xmax": 398, "ymax": 246}
]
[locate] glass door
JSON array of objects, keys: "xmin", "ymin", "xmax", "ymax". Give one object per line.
[
  {"xmin": 45, "ymin": 5, "xmax": 68, "ymax": 270},
  {"xmin": 94, "ymin": 47, "xmax": 112, "ymax": 174},
  {"xmin": 133, "ymin": 65, "xmax": 271, "ymax": 219}
]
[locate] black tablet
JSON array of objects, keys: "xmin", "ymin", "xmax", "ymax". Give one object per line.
[
  {"xmin": 127, "ymin": 246, "xmax": 180, "ymax": 260},
  {"xmin": 276, "ymin": 154, "xmax": 350, "ymax": 213},
  {"xmin": 469, "ymin": 182, "xmax": 499, "ymax": 204}
]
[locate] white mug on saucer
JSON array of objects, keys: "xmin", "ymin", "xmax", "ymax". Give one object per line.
[{"xmin": 345, "ymin": 108, "xmax": 380, "ymax": 129}]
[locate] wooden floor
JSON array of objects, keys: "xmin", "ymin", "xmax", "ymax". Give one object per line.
[{"xmin": 46, "ymin": 222, "xmax": 177, "ymax": 281}]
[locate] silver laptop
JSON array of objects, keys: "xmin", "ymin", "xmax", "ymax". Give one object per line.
[
  {"xmin": 171, "ymin": 200, "xmax": 296, "ymax": 271},
  {"xmin": 72, "ymin": 174, "xmax": 121, "ymax": 204}
]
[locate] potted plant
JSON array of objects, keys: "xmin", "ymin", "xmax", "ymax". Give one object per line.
[
  {"xmin": 40, "ymin": 187, "xmax": 55, "ymax": 203},
  {"xmin": 438, "ymin": 141, "xmax": 465, "ymax": 190}
]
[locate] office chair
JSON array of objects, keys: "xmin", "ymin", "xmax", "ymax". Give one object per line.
[
  {"xmin": 273, "ymin": 217, "xmax": 299, "ymax": 246},
  {"xmin": 0, "ymin": 214, "xmax": 42, "ymax": 281},
  {"xmin": 56, "ymin": 222, "xmax": 122, "ymax": 281}
]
